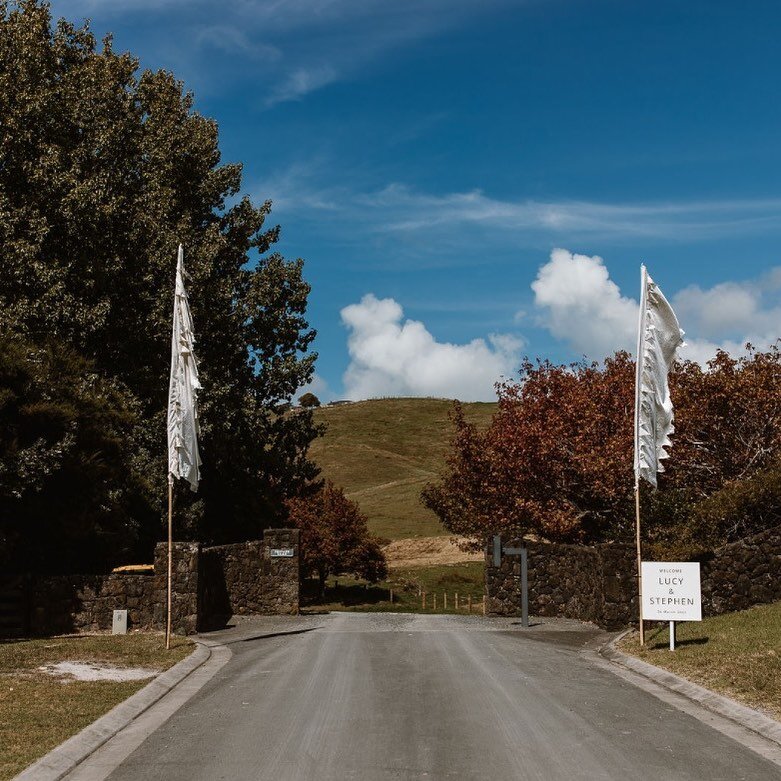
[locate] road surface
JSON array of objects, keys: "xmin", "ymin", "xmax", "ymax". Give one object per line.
[{"xmin": 72, "ymin": 612, "xmax": 781, "ymax": 780}]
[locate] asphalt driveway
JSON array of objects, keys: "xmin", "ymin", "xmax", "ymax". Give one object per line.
[{"xmin": 69, "ymin": 612, "xmax": 781, "ymax": 780}]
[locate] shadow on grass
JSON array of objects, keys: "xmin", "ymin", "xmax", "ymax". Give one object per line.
[
  {"xmin": 301, "ymin": 581, "xmax": 391, "ymax": 609},
  {"xmin": 648, "ymin": 636, "xmax": 709, "ymax": 650}
]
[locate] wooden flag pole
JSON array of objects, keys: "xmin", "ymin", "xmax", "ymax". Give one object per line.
[
  {"xmin": 166, "ymin": 480, "xmax": 173, "ymax": 650},
  {"xmin": 634, "ymin": 481, "xmax": 645, "ymax": 646}
]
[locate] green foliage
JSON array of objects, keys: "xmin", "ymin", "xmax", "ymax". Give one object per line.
[
  {"xmin": 685, "ymin": 461, "xmax": 781, "ymax": 553},
  {"xmin": 298, "ymin": 392, "xmax": 320, "ymax": 408},
  {"xmin": 0, "ymin": 1, "xmax": 321, "ymax": 566},
  {"xmin": 0, "ymin": 332, "xmax": 148, "ymax": 572}
]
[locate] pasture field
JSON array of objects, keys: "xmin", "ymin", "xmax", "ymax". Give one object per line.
[
  {"xmin": 301, "ymin": 562, "xmax": 486, "ymax": 615},
  {"xmin": 310, "ymin": 398, "xmax": 496, "ymax": 540}
]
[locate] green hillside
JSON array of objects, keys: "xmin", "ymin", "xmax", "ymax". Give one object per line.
[{"xmin": 309, "ymin": 398, "xmax": 497, "ymax": 540}]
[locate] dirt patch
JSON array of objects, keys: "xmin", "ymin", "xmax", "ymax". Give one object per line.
[
  {"xmin": 383, "ymin": 536, "xmax": 482, "ymax": 569},
  {"xmin": 37, "ymin": 661, "xmax": 159, "ymax": 682}
]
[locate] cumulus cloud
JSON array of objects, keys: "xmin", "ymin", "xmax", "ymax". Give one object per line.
[
  {"xmin": 340, "ymin": 294, "xmax": 523, "ymax": 400},
  {"xmin": 531, "ymin": 249, "xmax": 638, "ymax": 356},
  {"xmin": 673, "ymin": 274, "xmax": 781, "ymax": 340},
  {"xmin": 531, "ymin": 249, "xmax": 781, "ymax": 364}
]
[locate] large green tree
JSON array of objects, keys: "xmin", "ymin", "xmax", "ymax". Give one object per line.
[
  {"xmin": 0, "ymin": 332, "xmax": 147, "ymax": 572},
  {"xmin": 0, "ymin": 1, "xmax": 321, "ymax": 564}
]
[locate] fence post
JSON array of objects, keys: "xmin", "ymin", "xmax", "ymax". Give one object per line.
[
  {"xmin": 468, "ymin": 594, "xmax": 472, "ymax": 613},
  {"xmin": 433, "ymin": 593, "xmax": 437, "ymax": 611},
  {"xmin": 483, "ymin": 594, "xmax": 486, "ymax": 615},
  {"xmin": 422, "ymin": 592, "xmax": 426, "ymax": 610}
]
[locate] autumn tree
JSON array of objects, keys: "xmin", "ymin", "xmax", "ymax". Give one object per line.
[
  {"xmin": 423, "ymin": 346, "xmax": 781, "ymax": 553},
  {"xmin": 422, "ymin": 353, "xmax": 636, "ymax": 546},
  {"xmin": 287, "ymin": 482, "xmax": 387, "ymax": 592},
  {"xmin": 0, "ymin": 1, "xmax": 322, "ymax": 566}
]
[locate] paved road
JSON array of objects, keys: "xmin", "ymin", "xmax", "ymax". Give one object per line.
[{"xmin": 97, "ymin": 613, "xmax": 780, "ymax": 780}]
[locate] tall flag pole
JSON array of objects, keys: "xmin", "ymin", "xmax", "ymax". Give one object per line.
[
  {"xmin": 633, "ymin": 265, "xmax": 684, "ymax": 645},
  {"xmin": 166, "ymin": 244, "xmax": 202, "ymax": 649}
]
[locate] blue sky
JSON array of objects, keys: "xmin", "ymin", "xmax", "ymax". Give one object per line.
[{"xmin": 53, "ymin": 0, "xmax": 781, "ymax": 400}]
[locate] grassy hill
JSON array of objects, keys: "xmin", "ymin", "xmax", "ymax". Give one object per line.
[{"xmin": 309, "ymin": 398, "xmax": 496, "ymax": 540}]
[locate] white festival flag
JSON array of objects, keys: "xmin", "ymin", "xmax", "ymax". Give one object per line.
[
  {"xmin": 634, "ymin": 265, "xmax": 685, "ymax": 488},
  {"xmin": 167, "ymin": 244, "xmax": 202, "ymax": 491}
]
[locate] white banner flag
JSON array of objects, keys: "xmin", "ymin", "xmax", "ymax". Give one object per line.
[
  {"xmin": 634, "ymin": 265, "xmax": 684, "ymax": 488},
  {"xmin": 167, "ymin": 244, "xmax": 202, "ymax": 491}
]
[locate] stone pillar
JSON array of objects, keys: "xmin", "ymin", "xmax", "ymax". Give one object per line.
[
  {"xmin": 259, "ymin": 529, "xmax": 300, "ymax": 615},
  {"xmin": 154, "ymin": 541, "xmax": 201, "ymax": 635}
]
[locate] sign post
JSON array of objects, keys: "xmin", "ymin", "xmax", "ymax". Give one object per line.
[
  {"xmin": 641, "ymin": 562, "xmax": 701, "ymax": 651},
  {"xmin": 493, "ymin": 535, "xmax": 529, "ymax": 628}
]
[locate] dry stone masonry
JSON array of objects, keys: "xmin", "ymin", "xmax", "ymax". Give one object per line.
[
  {"xmin": 486, "ymin": 524, "xmax": 781, "ymax": 629},
  {"xmin": 16, "ymin": 528, "xmax": 300, "ymax": 636}
]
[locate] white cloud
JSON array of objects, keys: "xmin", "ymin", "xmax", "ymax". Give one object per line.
[
  {"xmin": 263, "ymin": 171, "xmax": 781, "ymax": 251},
  {"xmin": 531, "ymin": 249, "xmax": 638, "ymax": 356},
  {"xmin": 340, "ymin": 294, "xmax": 522, "ymax": 400},
  {"xmin": 56, "ymin": 1, "xmax": 509, "ymax": 106},
  {"xmin": 531, "ymin": 249, "xmax": 781, "ymax": 364},
  {"xmin": 672, "ymin": 272, "xmax": 781, "ymax": 340},
  {"xmin": 266, "ymin": 65, "xmax": 339, "ymax": 106}
]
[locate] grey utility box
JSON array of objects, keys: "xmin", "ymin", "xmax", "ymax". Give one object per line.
[{"xmin": 112, "ymin": 609, "xmax": 128, "ymax": 635}]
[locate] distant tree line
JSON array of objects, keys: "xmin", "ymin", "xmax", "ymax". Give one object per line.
[
  {"xmin": 423, "ymin": 346, "xmax": 781, "ymax": 558},
  {"xmin": 0, "ymin": 1, "xmax": 325, "ymax": 572}
]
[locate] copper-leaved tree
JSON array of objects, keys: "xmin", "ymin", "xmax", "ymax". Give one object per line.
[
  {"xmin": 424, "ymin": 346, "xmax": 781, "ymax": 554},
  {"xmin": 287, "ymin": 482, "xmax": 387, "ymax": 594}
]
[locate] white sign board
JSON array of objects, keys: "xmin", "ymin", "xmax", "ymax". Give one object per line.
[
  {"xmin": 112, "ymin": 609, "xmax": 128, "ymax": 635},
  {"xmin": 270, "ymin": 548, "xmax": 294, "ymax": 558},
  {"xmin": 641, "ymin": 562, "xmax": 702, "ymax": 621}
]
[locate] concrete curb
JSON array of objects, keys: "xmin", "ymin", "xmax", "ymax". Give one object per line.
[
  {"xmin": 601, "ymin": 631, "xmax": 781, "ymax": 747},
  {"xmin": 14, "ymin": 641, "xmax": 212, "ymax": 781}
]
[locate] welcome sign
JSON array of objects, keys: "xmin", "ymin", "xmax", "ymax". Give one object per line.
[{"xmin": 641, "ymin": 562, "xmax": 702, "ymax": 622}]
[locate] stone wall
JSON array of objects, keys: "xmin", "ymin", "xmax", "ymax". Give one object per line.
[
  {"xmin": 199, "ymin": 529, "xmax": 300, "ymax": 625},
  {"xmin": 20, "ymin": 530, "xmax": 300, "ymax": 637},
  {"xmin": 29, "ymin": 573, "xmax": 156, "ymax": 635},
  {"xmin": 486, "ymin": 525, "xmax": 781, "ymax": 629},
  {"xmin": 486, "ymin": 540, "xmax": 636, "ymax": 630},
  {"xmin": 701, "ymin": 525, "xmax": 781, "ymax": 614},
  {"xmin": 200, "ymin": 541, "xmax": 265, "ymax": 627},
  {"xmin": 259, "ymin": 528, "xmax": 300, "ymax": 615},
  {"xmin": 154, "ymin": 542, "xmax": 201, "ymax": 635}
]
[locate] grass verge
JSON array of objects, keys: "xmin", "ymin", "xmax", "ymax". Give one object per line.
[
  {"xmin": 0, "ymin": 633, "xmax": 192, "ymax": 780},
  {"xmin": 302, "ymin": 562, "xmax": 486, "ymax": 614},
  {"xmin": 618, "ymin": 601, "xmax": 781, "ymax": 720}
]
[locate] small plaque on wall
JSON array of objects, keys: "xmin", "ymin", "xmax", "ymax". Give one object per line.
[{"xmin": 270, "ymin": 548, "xmax": 295, "ymax": 558}]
